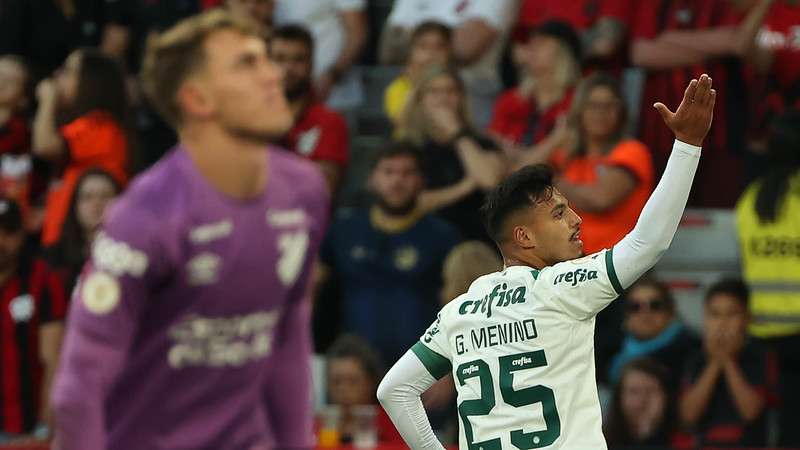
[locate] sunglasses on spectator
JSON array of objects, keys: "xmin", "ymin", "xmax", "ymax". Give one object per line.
[{"xmin": 625, "ymin": 298, "xmax": 668, "ymax": 314}]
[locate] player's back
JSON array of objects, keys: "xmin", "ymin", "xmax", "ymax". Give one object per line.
[{"xmin": 417, "ymin": 250, "xmax": 622, "ymax": 449}]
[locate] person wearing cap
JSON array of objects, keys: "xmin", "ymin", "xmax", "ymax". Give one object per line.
[
  {"xmin": 488, "ymin": 20, "xmax": 581, "ymax": 164},
  {"xmin": 0, "ymin": 197, "xmax": 68, "ymax": 443}
]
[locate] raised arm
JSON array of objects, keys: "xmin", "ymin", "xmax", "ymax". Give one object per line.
[
  {"xmin": 612, "ymin": 74, "xmax": 716, "ymax": 288},
  {"xmin": 32, "ymin": 79, "xmax": 67, "ymax": 161}
]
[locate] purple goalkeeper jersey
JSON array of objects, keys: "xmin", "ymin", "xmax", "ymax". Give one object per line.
[{"xmin": 52, "ymin": 146, "xmax": 329, "ymax": 450}]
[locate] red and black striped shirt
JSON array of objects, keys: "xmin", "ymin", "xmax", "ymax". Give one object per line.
[{"xmin": 0, "ymin": 257, "xmax": 67, "ymax": 434}]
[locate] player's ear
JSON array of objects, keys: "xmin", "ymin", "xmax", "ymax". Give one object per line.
[
  {"xmin": 512, "ymin": 225, "xmax": 536, "ymax": 249},
  {"xmin": 177, "ymin": 78, "xmax": 214, "ymax": 121}
]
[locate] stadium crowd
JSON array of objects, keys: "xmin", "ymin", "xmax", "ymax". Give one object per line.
[{"xmin": 0, "ymin": 0, "xmax": 798, "ymax": 448}]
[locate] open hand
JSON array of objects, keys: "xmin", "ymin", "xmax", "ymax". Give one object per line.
[{"xmin": 654, "ymin": 74, "xmax": 716, "ymax": 146}]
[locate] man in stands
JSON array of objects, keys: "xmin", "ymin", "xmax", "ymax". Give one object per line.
[{"xmin": 270, "ymin": 24, "xmax": 349, "ymax": 193}]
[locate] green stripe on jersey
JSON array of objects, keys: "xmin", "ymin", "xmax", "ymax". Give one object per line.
[
  {"xmin": 411, "ymin": 342, "xmax": 452, "ymax": 379},
  {"xmin": 605, "ymin": 248, "xmax": 624, "ymax": 296}
]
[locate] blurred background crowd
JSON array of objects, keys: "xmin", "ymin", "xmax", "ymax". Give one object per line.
[{"xmin": 0, "ymin": 0, "xmax": 798, "ymax": 448}]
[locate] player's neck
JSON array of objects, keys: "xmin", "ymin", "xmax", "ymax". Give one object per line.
[
  {"xmin": 502, "ymin": 253, "xmax": 548, "ymax": 270},
  {"xmin": 179, "ymin": 125, "xmax": 268, "ymax": 200}
]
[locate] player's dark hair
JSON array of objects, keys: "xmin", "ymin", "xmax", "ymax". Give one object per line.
[
  {"xmin": 480, "ymin": 164, "xmax": 555, "ymax": 244},
  {"xmin": 326, "ymin": 334, "xmax": 386, "ymax": 386},
  {"xmin": 755, "ymin": 109, "xmax": 800, "ymax": 223},
  {"xmin": 370, "ymin": 141, "xmax": 422, "ymax": 172},
  {"xmin": 704, "ymin": 278, "xmax": 750, "ymax": 309},
  {"xmin": 605, "ymin": 358, "xmax": 676, "ymax": 447},
  {"xmin": 270, "ymin": 24, "xmax": 314, "ymax": 55},
  {"xmin": 410, "ymin": 21, "xmax": 452, "ymax": 47},
  {"xmin": 625, "ymin": 275, "xmax": 675, "ymax": 314}
]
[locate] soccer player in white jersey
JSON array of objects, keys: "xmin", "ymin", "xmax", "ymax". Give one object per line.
[{"xmin": 377, "ymin": 74, "xmax": 717, "ymax": 449}]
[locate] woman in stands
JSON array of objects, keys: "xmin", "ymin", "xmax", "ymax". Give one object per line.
[
  {"xmin": 608, "ymin": 276, "xmax": 699, "ymax": 391},
  {"xmin": 488, "ymin": 20, "xmax": 580, "ymax": 152},
  {"xmin": 521, "ymin": 73, "xmax": 654, "ymax": 255},
  {"xmin": 46, "ymin": 168, "xmax": 121, "ymax": 293},
  {"xmin": 605, "ymin": 358, "xmax": 678, "ymax": 450},
  {"xmin": 325, "ymin": 334, "xmax": 402, "ymax": 444},
  {"xmin": 32, "ymin": 48, "xmax": 130, "ymax": 246},
  {"xmin": 384, "ymin": 21, "xmax": 452, "ymax": 126},
  {"xmin": 397, "ymin": 65, "xmax": 505, "ymax": 241}
]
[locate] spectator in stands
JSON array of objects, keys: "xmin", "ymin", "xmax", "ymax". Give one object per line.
[
  {"xmin": 735, "ymin": 108, "xmax": 800, "ymax": 446},
  {"xmin": 270, "ymin": 25, "xmax": 349, "ymax": 194},
  {"xmin": 422, "ymin": 240, "xmax": 503, "ymax": 442},
  {"xmin": 529, "ymin": 73, "xmax": 653, "ymax": 255},
  {"xmin": 319, "ymin": 144, "xmax": 460, "ymax": 363},
  {"xmin": 738, "ymin": 0, "xmax": 800, "ymax": 112},
  {"xmin": 515, "ymin": 0, "xmax": 634, "ymax": 72},
  {"xmin": 274, "ymin": 0, "xmax": 367, "ymax": 111},
  {"xmin": 488, "ymin": 21, "xmax": 580, "ymax": 152},
  {"xmin": 225, "ymin": 0, "xmax": 274, "ymax": 37},
  {"xmin": 730, "ymin": 0, "xmax": 800, "ymax": 182},
  {"xmin": 384, "ymin": 22, "xmax": 453, "ymax": 127},
  {"xmin": 608, "ymin": 276, "xmax": 699, "ymax": 390},
  {"xmin": 680, "ymin": 279, "xmax": 774, "ymax": 448},
  {"xmin": 0, "ymin": 56, "xmax": 30, "ymax": 157},
  {"xmin": 32, "ymin": 48, "xmax": 130, "ymax": 247},
  {"xmin": 0, "ymin": 0, "xmax": 121, "ymax": 84},
  {"xmin": 0, "ymin": 197, "xmax": 68, "ymax": 442},
  {"xmin": 325, "ymin": 335, "xmax": 402, "ymax": 444},
  {"xmin": 0, "ymin": 56, "xmax": 35, "ymax": 214},
  {"xmin": 605, "ymin": 358, "xmax": 677, "ymax": 450},
  {"xmin": 630, "ymin": 0, "xmax": 775, "ymax": 207},
  {"xmin": 397, "ymin": 65, "xmax": 505, "ymax": 241},
  {"xmin": 45, "ymin": 169, "xmax": 121, "ymax": 293},
  {"xmin": 100, "ymin": 0, "xmax": 214, "ymax": 68},
  {"xmin": 379, "ymin": 0, "xmax": 518, "ymax": 127},
  {"xmin": 440, "ymin": 240, "xmax": 503, "ymax": 304}
]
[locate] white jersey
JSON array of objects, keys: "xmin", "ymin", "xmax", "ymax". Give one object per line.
[{"xmin": 413, "ymin": 249, "xmax": 624, "ymax": 449}]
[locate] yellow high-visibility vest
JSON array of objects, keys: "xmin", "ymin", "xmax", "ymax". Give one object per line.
[{"xmin": 736, "ymin": 171, "xmax": 800, "ymax": 338}]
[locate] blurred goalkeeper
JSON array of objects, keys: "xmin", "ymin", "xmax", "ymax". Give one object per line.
[{"xmin": 51, "ymin": 10, "xmax": 328, "ymax": 450}]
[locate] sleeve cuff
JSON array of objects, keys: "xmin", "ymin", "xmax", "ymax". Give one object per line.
[
  {"xmin": 605, "ymin": 248, "xmax": 624, "ymax": 296},
  {"xmin": 411, "ymin": 342, "xmax": 452, "ymax": 380},
  {"xmin": 673, "ymin": 139, "xmax": 702, "ymax": 156}
]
